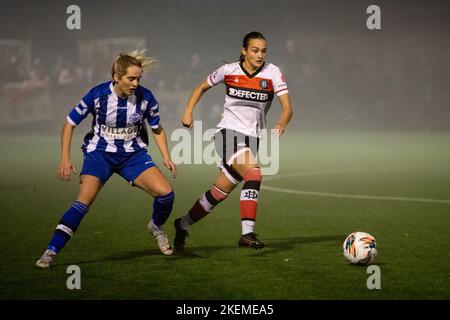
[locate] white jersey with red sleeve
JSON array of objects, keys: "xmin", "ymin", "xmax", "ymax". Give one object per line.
[{"xmin": 207, "ymin": 61, "xmax": 288, "ymax": 138}]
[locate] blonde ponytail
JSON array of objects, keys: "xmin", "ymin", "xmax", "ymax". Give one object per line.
[{"xmin": 111, "ymin": 49, "xmax": 156, "ymax": 79}]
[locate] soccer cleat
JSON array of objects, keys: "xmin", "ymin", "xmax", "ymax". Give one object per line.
[
  {"xmin": 238, "ymin": 232, "xmax": 266, "ymax": 249},
  {"xmin": 148, "ymin": 222, "xmax": 174, "ymax": 256},
  {"xmin": 35, "ymin": 249, "xmax": 57, "ymax": 269},
  {"xmin": 173, "ymin": 218, "xmax": 189, "ymax": 253}
]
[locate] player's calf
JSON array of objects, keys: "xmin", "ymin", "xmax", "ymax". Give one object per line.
[
  {"xmin": 240, "ymin": 167, "xmax": 262, "ymax": 238},
  {"xmin": 35, "ymin": 201, "xmax": 89, "ymax": 268},
  {"xmin": 174, "ymin": 184, "xmax": 229, "ymax": 252},
  {"xmin": 148, "ymin": 191, "xmax": 175, "ymax": 255}
]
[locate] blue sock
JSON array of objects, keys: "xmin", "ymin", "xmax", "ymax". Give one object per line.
[
  {"xmin": 48, "ymin": 201, "xmax": 89, "ymax": 253},
  {"xmin": 152, "ymin": 191, "xmax": 174, "ymax": 227}
]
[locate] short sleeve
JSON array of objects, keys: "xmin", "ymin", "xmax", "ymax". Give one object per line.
[
  {"xmin": 67, "ymin": 89, "xmax": 95, "ymax": 126},
  {"xmin": 146, "ymin": 96, "xmax": 160, "ymax": 129},
  {"xmin": 206, "ymin": 65, "xmax": 226, "ymax": 87},
  {"xmin": 272, "ymin": 67, "xmax": 289, "ymax": 97}
]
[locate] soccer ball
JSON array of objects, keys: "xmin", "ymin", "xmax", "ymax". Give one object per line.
[{"xmin": 343, "ymin": 232, "xmax": 377, "ymax": 265}]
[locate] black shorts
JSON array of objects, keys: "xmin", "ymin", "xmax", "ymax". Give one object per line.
[
  {"xmin": 214, "ymin": 128, "xmax": 259, "ymax": 165},
  {"xmin": 214, "ymin": 129, "xmax": 259, "ymax": 185}
]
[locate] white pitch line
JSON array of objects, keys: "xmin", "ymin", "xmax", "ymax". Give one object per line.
[
  {"xmin": 263, "ymin": 167, "xmax": 418, "ymax": 182},
  {"xmin": 262, "ymin": 169, "xmax": 450, "ymax": 204},
  {"xmin": 261, "ymin": 185, "xmax": 450, "ymax": 204}
]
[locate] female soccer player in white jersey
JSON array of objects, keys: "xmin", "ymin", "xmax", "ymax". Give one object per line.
[
  {"xmin": 173, "ymin": 32, "xmax": 293, "ymax": 251},
  {"xmin": 36, "ymin": 51, "xmax": 177, "ymax": 268}
]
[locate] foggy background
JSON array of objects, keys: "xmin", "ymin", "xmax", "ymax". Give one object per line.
[{"xmin": 0, "ymin": 0, "xmax": 448, "ymax": 134}]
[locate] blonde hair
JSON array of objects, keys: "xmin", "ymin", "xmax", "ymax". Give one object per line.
[{"xmin": 111, "ymin": 49, "xmax": 156, "ymax": 79}]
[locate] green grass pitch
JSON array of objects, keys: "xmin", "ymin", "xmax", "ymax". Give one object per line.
[{"xmin": 0, "ymin": 132, "xmax": 449, "ymax": 299}]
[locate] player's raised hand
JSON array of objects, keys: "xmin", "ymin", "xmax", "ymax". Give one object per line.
[
  {"xmin": 57, "ymin": 159, "xmax": 77, "ymax": 182},
  {"xmin": 181, "ymin": 111, "xmax": 193, "ymax": 128}
]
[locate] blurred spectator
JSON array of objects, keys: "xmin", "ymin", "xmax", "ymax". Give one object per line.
[
  {"xmin": 26, "ymin": 57, "xmax": 49, "ymax": 88},
  {"xmin": 174, "ymin": 53, "xmax": 207, "ymax": 91},
  {"xmin": 57, "ymin": 63, "xmax": 73, "ymax": 86},
  {"xmin": 5, "ymin": 55, "xmax": 26, "ymax": 83}
]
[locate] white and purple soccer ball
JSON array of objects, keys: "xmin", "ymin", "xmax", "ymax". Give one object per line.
[{"xmin": 343, "ymin": 232, "xmax": 377, "ymax": 265}]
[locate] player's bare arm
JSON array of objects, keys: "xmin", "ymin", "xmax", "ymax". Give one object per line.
[
  {"xmin": 181, "ymin": 79, "xmax": 211, "ymax": 128},
  {"xmin": 58, "ymin": 121, "xmax": 77, "ymax": 182},
  {"xmin": 274, "ymin": 93, "xmax": 293, "ymax": 138},
  {"xmin": 152, "ymin": 125, "xmax": 176, "ymax": 178}
]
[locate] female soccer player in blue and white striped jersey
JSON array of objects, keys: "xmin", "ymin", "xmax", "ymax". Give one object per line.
[{"xmin": 36, "ymin": 51, "xmax": 177, "ymax": 268}]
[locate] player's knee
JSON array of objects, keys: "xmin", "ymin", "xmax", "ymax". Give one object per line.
[
  {"xmin": 154, "ymin": 182, "xmax": 173, "ymax": 198},
  {"xmin": 209, "ymin": 184, "xmax": 229, "ymax": 203},
  {"xmin": 243, "ymin": 167, "xmax": 262, "ymax": 182},
  {"xmin": 155, "ymin": 190, "xmax": 175, "ymax": 203}
]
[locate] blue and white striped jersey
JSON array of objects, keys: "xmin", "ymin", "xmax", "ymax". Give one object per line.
[{"xmin": 67, "ymin": 81, "xmax": 160, "ymax": 153}]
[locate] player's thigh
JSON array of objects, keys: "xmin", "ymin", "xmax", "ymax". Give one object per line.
[
  {"xmin": 76, "ymin": 174, "xmax": 103, "ymax": 206},
  {"xmin": 133, "ymin": 166, "xmax": 172, "ymax": 197},
  {"xmin": 231, "ymin": 150, "xmax": 258, "ymax": 177}
]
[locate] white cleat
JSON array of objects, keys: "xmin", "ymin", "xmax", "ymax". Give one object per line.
[
  {"xmin": 35, "ymin": 249, "xmax": 57, "ymax": 269},
  {"xmin": 148, "ymin": 221, "xmax": 174, "ymax": 256}
]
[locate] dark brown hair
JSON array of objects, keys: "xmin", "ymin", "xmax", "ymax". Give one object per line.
[{"xmin": 239, "ymin": 31, "xmax": 266, "ymax": 62}]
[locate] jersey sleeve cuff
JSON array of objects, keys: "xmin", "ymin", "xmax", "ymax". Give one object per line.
[
  {"xmin": 276, "ymin": 89, "xmax": 289, "ymax": 96},
  {"xmin": 66, "ymin": 116, "xmax": 77, "ymax": 126},
  {"xmin": 207, "ymin": 75, "xmax": 215, "ymax": 87}
]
